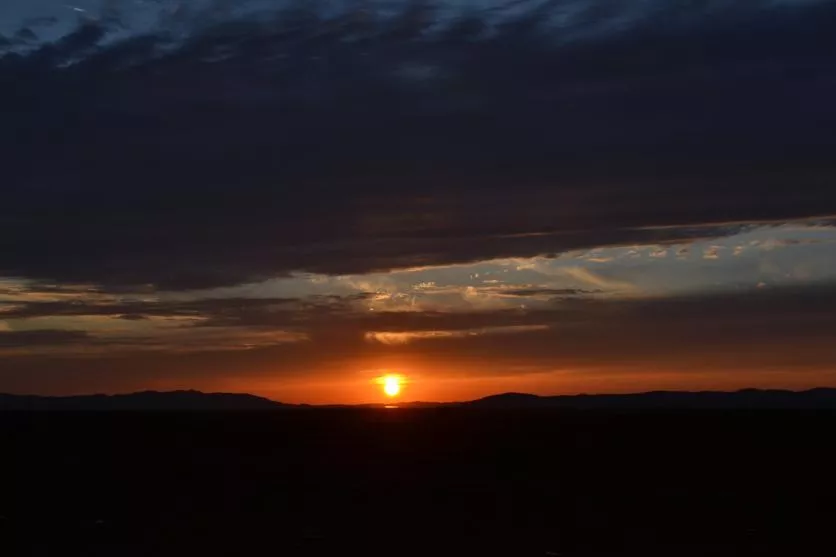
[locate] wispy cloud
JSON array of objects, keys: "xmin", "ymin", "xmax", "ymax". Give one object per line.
[
  {"xmin": 556, "ymin": 267, "xmax": 635, "ymax": 293},
  {"xmin": 365, "ymin": 324, "xmax": 550, "ymax": 345}
]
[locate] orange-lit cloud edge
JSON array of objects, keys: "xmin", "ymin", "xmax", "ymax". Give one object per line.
[{"xmin": 3, "ymin": 221, "xmax": 836, "ymax": 404}]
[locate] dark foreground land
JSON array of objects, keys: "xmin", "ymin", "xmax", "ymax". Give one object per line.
[{"xmin": 2, "ymin": 410, "xmax": 834, "ymax": 556}]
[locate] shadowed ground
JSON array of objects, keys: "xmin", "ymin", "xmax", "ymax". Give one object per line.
[{"xmin": 2, "ymin": 409, "xmax": 834, "ymax": 556}]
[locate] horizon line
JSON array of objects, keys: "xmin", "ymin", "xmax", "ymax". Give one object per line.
[{"xmin": 3, "ymin": 386, "xmax": 836, "ymax": 407}]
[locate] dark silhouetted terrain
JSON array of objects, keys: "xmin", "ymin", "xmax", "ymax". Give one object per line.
[
  {"xmin": 3, "ymin": 388, "xmax": 836, "ymax": 410},
  {"xmin": 0, "ymin": 390, "xmax": 285, "ymax": 411},
  {"xmin": 466, "ymin": 388, "xmax": 836, "ymax": 409},
  {"xmin": 1, "ymin": 407, "xmax": 835, "ymax": 556}
]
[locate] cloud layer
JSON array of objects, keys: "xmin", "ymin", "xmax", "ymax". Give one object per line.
[
  {"xmin": 3, "ymin": 1, "xmax": 836, "ymax": 399},
  {"xmin": 2, "ymin": 0, "xmax": 836, "ymax": 289}
]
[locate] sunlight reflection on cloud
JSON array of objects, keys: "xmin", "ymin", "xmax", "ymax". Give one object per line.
[
  {"xmin": 365, "ymin": 325, "xmax": 550, "ymax": 345},
  {"xmin": 2, "ymin": 222, "xmax": 836, "ymax": 356}
]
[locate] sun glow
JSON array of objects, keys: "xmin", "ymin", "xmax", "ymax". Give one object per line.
[{"xmin": 381, "ymin": 374, "xmax": 403, "ymax": 397}]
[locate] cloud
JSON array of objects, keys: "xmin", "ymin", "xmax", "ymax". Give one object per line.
[
  {"xmin": 117, "ymin": 313, "xmax": 148, "ymax": 321},
  {"xmin": 0, "ymin": 320, "xmax": 307, "ymax": 357},
  {"xmin": 365, "ymin": 324, "xmax": 550, "ymax": 345},
  {"xmin": 557, "ymin": 267, "xmax": 635, "ymax": 293},
  {"xmin": 0, "ymin": 295, "xmax": 350, "ymax": 321},
  {"xmin": 0, "ymin": 1, "xmax": 835, "ymax": 290},
  {"xmin": 501, "ymin": 288, "xmax": 600, "ymax": 298},
  {"xmin": 0, "ymin": 292, "xmax": 361, "ymax": 356},
  {"xmin": 4, "ymin": 283, "xmax": 836, "ymax": 397},
  {"xmin": 0, "ymin": 329, "xmax": 89, "ymax": 348}
]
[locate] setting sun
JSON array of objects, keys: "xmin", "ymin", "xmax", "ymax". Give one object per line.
[{"xmin": 381, "ymin": 374, "xmax": 403, "ymax": 397}]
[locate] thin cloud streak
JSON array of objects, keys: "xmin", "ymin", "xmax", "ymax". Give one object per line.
[{"xmin": 365, "ymin": 324, "xmax": 550, "ymax": 345}]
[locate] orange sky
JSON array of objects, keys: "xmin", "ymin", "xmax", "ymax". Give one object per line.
[{"xmin": 204, "ymin": 362, "xmax": 836, "ymax": 405}]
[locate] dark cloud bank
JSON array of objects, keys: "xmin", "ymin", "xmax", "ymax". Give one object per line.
[{"xmin": 2, "ymin": 0, "xmax": 836, "ymax": 290}]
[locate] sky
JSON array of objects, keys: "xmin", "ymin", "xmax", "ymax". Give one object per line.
[{"xmin": 2, "ymin": 0, "xmax": 836, "ymax": 403}]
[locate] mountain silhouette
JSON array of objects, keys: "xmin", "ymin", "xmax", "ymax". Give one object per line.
[
  {"xmin": 2, "ymin": 388, "xmax": 836, "ymax": 410},
  {"xmin": 0, "ymin": 390, "xmax": 286, "ymax": 411},
  {"xmin": 465, "ymin": 388, "xmax": 836, "ymax": 410}
]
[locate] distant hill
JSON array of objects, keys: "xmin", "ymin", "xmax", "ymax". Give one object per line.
[
  {"xmin": 465, "ymin": 388, "xmax": 836, "ymax": 410},
  {"xmin": 0, "ymin": 390, "xmax": 287, "ymax": 411},
  {"xmin": 3, "ymin": 388, "xmax": 836, "ymax": 410}
]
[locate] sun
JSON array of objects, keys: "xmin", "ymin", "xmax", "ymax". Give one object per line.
[
  {"xmin": 382, "ymin": 374, "xmax": 402, "ymax": 398},
  {"xmin": 374, "ymin": 373, "xmax": 407, "ymax": 399}
]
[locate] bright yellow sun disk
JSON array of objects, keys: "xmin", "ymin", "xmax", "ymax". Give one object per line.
[{"xmin": 383, "ymin": 375, "xmax": 401, "ymax": 397}]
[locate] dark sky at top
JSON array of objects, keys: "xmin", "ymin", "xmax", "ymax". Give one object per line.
[{"xmin": 2, "ymin": 0, "xmax": 836, "ymax": 403}]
